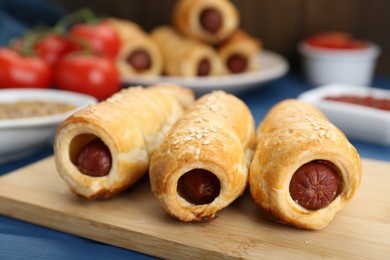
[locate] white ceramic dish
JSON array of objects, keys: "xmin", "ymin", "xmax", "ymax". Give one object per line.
[
  {"xmin": 298, "ymin": 83, "xmax": 390, "ymax": 146},
  {"xmin": 0, "ymin": 89, "xmax": 97, "ymax": 164},
  {"xmin": 298, "ymin": 42, "xmax": 381, "ymax": 87},
  {"xmin": 122, "ymin": 50, "xmax": 289, "ymax": 94}
]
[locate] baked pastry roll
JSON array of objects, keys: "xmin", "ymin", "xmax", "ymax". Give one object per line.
[
  {"xmin": 151, "ymin": 26, "xmax": 222, "ymax": 77},
  {"xmin": 106, "ymin": 18, "xmax": 163, "ymax": 77},
  {"xmin": 217, "ymin": 29, "xmax": 262, "ymax": 74},
  {"xmin": 249, "ymin": 99, "xmax": 362, "ymax": 230},
  {"xmin": 172, "ymin": 0, "xmax": 239, "ymax": 44},
  {"xmin": 54, "ymin": 83, "xmax": 194, "ymax": 200},
  {"xmin": 149, "ymin": 91, "xmax": 256, "ymax": 221}
]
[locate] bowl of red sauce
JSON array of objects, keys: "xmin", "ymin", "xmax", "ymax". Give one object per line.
[
  {"xmin": 298, "ymin": 83, "xmax": 390, "ymax": 146},
  {"xmin": 298, "ymin": 32, "xmax": 381, "ymax": 86}
]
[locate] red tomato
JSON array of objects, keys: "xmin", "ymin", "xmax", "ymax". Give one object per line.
[
  {"xmin": 69, "ymin": 22, "xmax": 120, "ymax": 58},
  {"xmin": 305, "ymin": 32, "xmax": 367, "ymax": 49},
  {"xmin": 54, "ymin": 53, "xmax": 121, "ymax": 100},
  {"xmin": 0, "ymin": 47, "xmax": 51, "ymax": 88},
  {"xmin": 33, "ymin": 34, "xmax": 76, "ymax": 66}
]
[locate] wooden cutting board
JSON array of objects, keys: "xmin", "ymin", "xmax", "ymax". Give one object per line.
[{"xmin": 0, "ymin": 157, "xmax": 389, "ymax": 259}]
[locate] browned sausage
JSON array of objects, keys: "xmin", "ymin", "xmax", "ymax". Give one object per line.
[
  {"xmin": 289, "ymin": 160, "xmax": 341, "ymax": 210},
  {"xmin": 200, "ymin": 8, "xmax": 222, "ymax": 34},
  {"xmin": 75, "ymin": 138, "xmax": 112, "ymax": 177},
  {"xmin": 197, "ymin": 58, "xmax": 211, "ymax": 76},
  {"xmin": 227, "ymin": 54, "xmax": 248, "ymax": 74},
  {"xmin": 126, "ymin": 49, "xmax": 151, "ymax": 72},
  {"xmin": 177, "ymin": 169, "xmax": 221, "ymax": 205}
]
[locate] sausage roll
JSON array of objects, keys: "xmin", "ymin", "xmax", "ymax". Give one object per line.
[
  {"xmin": 106, "ymin": 18, "xmax": 163, "ymax": 77},
  {"xmin": 217, "ymin": 29, "xmax": 262, "ymax": 74},
  {"xmin": 149, "ymin": 91, "xmax": 256, "ymax": 221},
  {"xmin": 151, "ymin": 26, "xmax": 222, "ymax": 77},
  {"xmin": 249, "ymin": 99, "xmax": 362, "ymax": 230},
  {"xmin": 54, "ymin": 83, "xmax": 195, "ymax": 200},
  {"xmin": 172, "ymin": 0, "xmax": 239, "ymax": 44}
]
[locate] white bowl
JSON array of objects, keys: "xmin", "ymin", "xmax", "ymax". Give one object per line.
[
  {"xmin": 298, "ymin": 42, "xmax": 381, "ymax": 87},
  {"xmin": 298, "ymin": 83, "xmax": 390, "ymax": 146},
  {"xmin": 0, "ymin": 89, "xmax": 97, "ymax": 164}
]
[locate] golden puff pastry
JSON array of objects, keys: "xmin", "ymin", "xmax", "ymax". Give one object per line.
[
  {"xmin": 54, "ymin": 83, "xmax": 194, "ymax": 200},
  {"xmin": 151, "ymin": 26, "xmax": 222, "ymax": 77},
  {"xmin": 249, "ymin": 99, "xmax": 362, "ymax": 230},
  {"xmin": 172, "ymin": 0, "xmax": 239, "ymax": 44},
  {"xmin": 149, "ymin": 91, "xmax": 256, "ymax": 222},
  {"xmin": 106, "ymin": 18, "xmax": 163, "ymax": 77},
  {"xmin": 217, "ymin": 29, "xmax": 262, "ymax": 74}
]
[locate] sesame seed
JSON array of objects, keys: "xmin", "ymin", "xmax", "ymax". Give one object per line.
[
  {"xmin": 309, "ymin": 134, "xmax": 317, "ymax": 140},
  {"xmin": 194, "ymin": 117, "xmax": 203, "ymax": 123},
  {"xmin": 210, "ymin": 106, "xmax": 219, "ymax": 112},
  {"xmin": 325, "ymin": 132, "xmax": 331, "ymax": 139},
  {"xmin": 196, "ymin": 134, "xmax": 202, "ymax": 139},
  {"xmin": 174, "ymin": 145, "xmax": 180, "ymax": 149},
  {"xmin": 172, "ymin": 140, "xmax": 179, "ymax": 145},
  {"xmin": 188, "ymin": 127, "xmax": 195, "ymax": 134},
  {"xmin": 210, "ymin": 128, "xmax": 217, "ymax": 133},
  {"xmin": 203, "ymin": 140, "xmax": 210, "ymax": 145},
  {"xmin": 195, "ymin": 148, "xmax": 200, "ymax": 155},
  {"xmin": 313, "ymin": 126, "xmax": 321, "ymax": 130},
  {"xmin": 196, "ymin": 129, "xmax": 201, "ymax": 134},
  {"xmin": 184, "ymin": 136, "xmax": 192, "ymax": 141},
  {"xmin": 203, "ymin": 133, "xmax": 209, "ymax": 137}
]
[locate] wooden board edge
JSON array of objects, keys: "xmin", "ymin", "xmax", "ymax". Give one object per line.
[{"xmin": 0, "ymin": 195, "xmax": 238, "ymax": 260}]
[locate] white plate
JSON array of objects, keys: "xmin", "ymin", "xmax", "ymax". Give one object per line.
[
  {"xmin": 298, "ymin": 84, "xmax": 390, "ymax": 146},
  {"xmin": 122, "ymin": 50, "xmax": 289, "ymax": 94},
  {"xmin": 0, "ymin": 89, "xmax": 97, "ymax": 164}
]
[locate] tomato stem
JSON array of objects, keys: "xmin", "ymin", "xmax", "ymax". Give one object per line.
[{"xmin": 56, "ymin": 8, "xmax": 101, "ymax": 29}]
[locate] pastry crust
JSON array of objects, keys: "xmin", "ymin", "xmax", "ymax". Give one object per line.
[
  {"xmin": 151, "ymin": 26, "xmax": 222, "ymax": 77},
  {"xmin": 172, "ymin": 0, "xmax": 239, "ymax": 44},
  {"xmin": 54, "ymin": 83, "xmax": 194, "ymax": 200},
  {"xmin": 149, "ymin": 91, "xmax": 256, "ymax": 221},
  {"xmin": 107, "ymin": 18, "xmax": 163, "ymax": 77},
  {"xmin": 249, "ymin": 99, "xmax": 362, "ymax": 230},
  {"xmin": 217, "ymin": 29, "xmax": 262, "ymax": 74}
]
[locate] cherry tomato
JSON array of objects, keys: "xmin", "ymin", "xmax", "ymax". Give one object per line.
[
  {"xmin": 305, "ymin": 32, "xmax": 367, "ymax": 49},
  {"xmin": 0, "ymin": 47, "xmax": 51, "ymax": 88},
  {"xmin": 54, "ymin": 53, "xmax": 121, "ymax": 100},
  {"xmin": 33, "ymin": 34, "xmax": 76, "ymax": 66},
  {"xmin": 69, "ymin": 22, "xmax": 120, "ymax": 59}
]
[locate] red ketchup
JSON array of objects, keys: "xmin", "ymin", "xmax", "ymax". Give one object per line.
[
  {"xmin": 324, "ymin": 95, "xmax": 390, "ymax": 111},
  {"xmin": 305, "ymin": 32, "xmax": 368, "ymax": 50}
]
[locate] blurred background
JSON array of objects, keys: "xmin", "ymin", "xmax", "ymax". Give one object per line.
[
  {"xmin": 1, "ymin": 0, "xmax": 389, "ymax": 74},
  {"xmin": 54, "ymin": 0, "xmax": 390, "ymax": 75}
]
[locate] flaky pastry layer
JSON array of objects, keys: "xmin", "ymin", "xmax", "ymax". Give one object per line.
[
  {"xmin": 249, "ymin": 99, "xmax": 362, "ymax": 230},
  {"xmin": 107, "ymin": 18, "xmax": 163, "ymax": 76},
  {"xmin": 172, "ymin": 0, "xmax": 239, "ymax": 44},
  {"xmin": 54, "ymin": 84, "xmax": 194, "ymax": 199},
  {"xmin": 150, "ymin": 91, "xmax": 256, "ymax": 221},
  {"xmin": 217, "ymin": 29, "xmax": 262, "ymax": 74},
  {"xmin": 151, "ymin": 26, "xmax": 223, "ymax": 77}
]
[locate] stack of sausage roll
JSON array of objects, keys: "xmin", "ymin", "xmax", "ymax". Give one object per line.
[
  {"xmin": 54, "ymin": 83, "xmax": 362, "ymax": 230},
  {"xmin": 104, "ymin": 0, "xmax": 262, "ymax": 79},
  {"xmin": 151, "ymin": 0, "xmax": 262, "ymax": 77}
]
